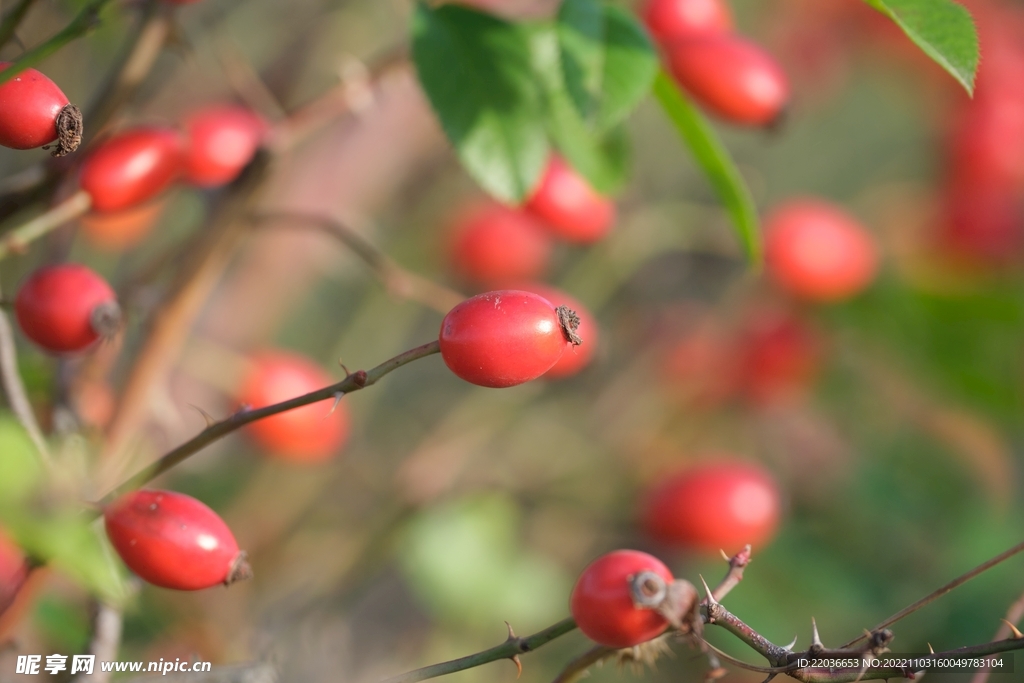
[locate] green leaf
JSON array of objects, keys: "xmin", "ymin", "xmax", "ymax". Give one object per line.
[
  {"xmin": 556, "ymin": 0, "xmax": 659, "ymax": 131},
  {"xmin": 0, "ymin": 416, "xmax": 42, "ymax": 503},
  {"xmin": 532, "ymin": 24, "xmax": 630, "ymax": 193},
  {"xmin": 863, "ymin": 0, "xmax": 979, "ymax": 95},
  {"xmin": 412, "ymin": 2, "xmax": 548, "ymax": 202},
  {"xmin": 652, "ymin": 70, "xmax": 762, "ymax": 265}
]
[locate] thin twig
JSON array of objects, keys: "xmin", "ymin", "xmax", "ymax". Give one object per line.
[
  {"xmin": 251, "ymin": 212, "xmax": 463, "ymax": 314},
  {"xmin": 0, "ymin": 0, "xmax": 39, "ymax": 50},
  {"xmin": 711, "ymin": 544, "xmax": 751, "ymax": 602},
  {"xmin": 0, "ymin": 0, "xmax": 116, "ymax": 89},
  {"xmin": 0, "ymin": 282, "xmax": 52, "ymax": 471},
  {"xmin": 83, "ymin": 0, "xmax": 170, "ymax": 143},
  {"xmin": 72, "ymin": 601, "xmax": 122, "ymax": 683},
  {"xmin": 381, "ymin": 617, "xmax": 578, "ymax": 683},
  {"xmin": 0, "ymin": 190, "xmax": 91, "ymax": 261},
  {"xmin": 100, "ymin": 340, "xmax": 441, "ymax": 505},
  {"xmin": 840, "ymin": 538, "xmax": 1024, "ymax": 648},
  {"xmin": 970, "ymin": 587, "xmax": 1024, "ymax": 683},
  {"xmin": 550, "ymin": 644, "xmax": 614, "ymax": 683}
]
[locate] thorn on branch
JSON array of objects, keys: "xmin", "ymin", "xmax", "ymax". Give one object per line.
[
  {"xmin": 327, "ymin": 392, "xmax": 345, "ymax": 417},
  {"xmin": 1003, "ymin": 619, "xmax": 1024, "ymax": 639},
  {"xmin": 782, "ymin": 635, "xmax": 797, "ymax": 652},
  {"xmin": 699, "ymin": 575, "xmax": 719, "ymax": 606},
  {"xmin": 188, "ymin": 404, "xmax": 217, "ymax": 428},
  {"xmin": 810, "ymin": 617, "xmax": 824, "ymax": 652}
]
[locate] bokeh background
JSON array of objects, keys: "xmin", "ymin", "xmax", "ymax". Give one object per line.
[{"xmin": 0, "ymin": 0, "xmax": 1021, "ymax": 682}]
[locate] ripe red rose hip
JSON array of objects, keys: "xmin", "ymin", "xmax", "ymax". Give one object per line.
[
  {"xmin": 570, "ymin": 549, "xmax": 673, "ymax": 648},
  {"xmin": 517, "ymin": 284, "xmax": 598, "ymax": 379},
  {"xmin": 439, "ymin": 290, "xmax": 579, "ymax": 388},
  {"xmin": 641, "ymin": 460, "xmax": 781, "ymax": 554},
  {"xmin": 525, "ymin": 156, "xmax": 616, "ymax": 244},
  {"xmin": 737, "ymin": 309, "xmax": 823, "ymax": 405},
  {"xmin": 0, "ymin": 62, "xmax": 81, "ymax": 156},
  {"xmin": 765, "ymin": 199, "xmax": 879, "ymax": 302},
  {"xmin": 666, "ymin": 35, "xmax": 790, "ymax": 126},
  {"xmin": 448, "ymin": 202, "xmax": 552, "ymax": 288},
  {"xmin": 642, "ymin": 0, "xmax": 733, "ymax": 44},
  {"xmin": 182, "ymin": 105, "xmax": 266, "ymax": 188},
  {"xmin": 80, "ymin": 127, "xmax": 183, "ymax": 212},
  {"xmin": 104, "ymin": 490, "xmax": 250, "ymax": 591},
  {"xmin": 15, "ymin": 264, "xmax": 120, "ymax": 354},
  {"xmin": 236, "ymin": 351, "xmax": 349, "ymax": 463}
]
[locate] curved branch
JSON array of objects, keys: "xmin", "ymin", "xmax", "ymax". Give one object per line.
[
  {"xmin": 100, "ymin": 340, "xmax": 441, "ymax": 504},
  {"xmin": 251, "ymin": 212, "xmax": 463, "ymax": 314}
]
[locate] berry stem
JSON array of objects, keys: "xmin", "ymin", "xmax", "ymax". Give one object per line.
[
  {"xmin": 100, "ymin": 340, "xmax": 442, "ymax": 504},
  {"xmin": 0, "ymin": 0, "xmax": 39, "ymax": 51},
  {"xmin": 0, "ymin": 190, "xmax": 91, "ymax": 261},
  {"xmin": 251, "ymin": 212, "xmax": 464, "ymax": 314}
]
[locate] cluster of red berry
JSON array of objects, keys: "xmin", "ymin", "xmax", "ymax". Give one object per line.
[{"xmin": 644, "ymin": 0, "xmax": 788, "ymax": 126}]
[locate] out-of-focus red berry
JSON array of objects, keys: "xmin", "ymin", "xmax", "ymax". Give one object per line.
[
  {"xmin": 14, "ymin": 265, "xmax": 119, "ymax": 354},
  {"xmin": 80, "ymin": 127, "xmax": 182, "ymax": 212},
  {"xmin": 666, "ymin": 35, "xmax": 790, "ymax": 126},
  {"xmin": 448, "ymin": 202, "xmax": 552, "ymax": 288},
  {"xmin": 642, "ymin": 0, "xmax": 732, "ymax": 44},
  {"xmin": 182, "ymin": 105, "xmax": 266, "ymax": 188},
  {"xmin": 737, "ymin": 309, "xmax": 823, "ymax": 405},
  {"xmin": 765, "ymin": 199, "xmax": 879, "ymax": 302},
  {"xmin": 80, "ymin": 199, "xmax": 166, "ymax": 252},
  {"xmin": 525, "ymin": 156, "xmax": 616, "ymax": 244}
]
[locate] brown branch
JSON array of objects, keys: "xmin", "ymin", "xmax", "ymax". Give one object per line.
[
  {"xmin": 72, "ymin": 601, "xmax": 122, "ymax": 683},
  {"xmin": 100, "ymin": 339, "xmax": 441, "ymax": 505},
  {"xmin": 711, "ymin": 544, "xmax": 751, "ymax": 603},
  {"xmin": 251, "ymin": 212, "xmax": 463, "ymax": 314},
  {"xmin": 550, "ymin": 644, "xmax": 614, "ymax": 683}
]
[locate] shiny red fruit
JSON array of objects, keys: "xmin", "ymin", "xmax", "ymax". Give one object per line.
[
  {"xmin": 80, "ymin": 127, "xmax": 182, "ymax": 212},
  {"xmin": 570, "ymin": 550, "xmax": 673, "ymax": 648},
  {"xmin": 641, "ymin": 460, "xmax": 781, "ymax": 554},
  {"xmin": 666, "ymin": 35, "xmax": 790, "ymax": 126},
  {"xmin": 0, "ymin": 529, "xmax": 26, "ymax": 609},
  {"xmin": 0, "ymin": 63, "xmax": 69, "ymax": 150},
  {"xmin": 448, "ymin": 202, "xmax": 552, "ymax": 288},
  {"xmin": 517, "ymin": 284, "xmax": 598, "ymax": 378},
  {"xmin": 182, "ymin": 105, "xmax": 266, "ymax": 187},
  {"xmin": 642, "ymin": 0, "xmax": 732, "ymax": 44},
  {"xmin": 15, "ymin": 264, "xmax": 119, "ymax": 354},
  {"xmin": 237, "ymin": 351, "xmax": 349, "ymax": 463},
  {"xmin": 765, "ymin": 200, "xmax": 879, "ymax": 302},
  {"xmin": 525, "ymin": 156, "xmax": 616, "ymax": 244},
  {"xmin": 104, "ymin": 490, "xmax": 249, "ymax": 591},
  {"xmin": 439, "ymin": 290, "xmax": 572, "ymax": 388}
]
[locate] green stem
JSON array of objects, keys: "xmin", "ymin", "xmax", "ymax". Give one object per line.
[
  {"xmin": 0, "ymin": 0, "xmax": 38, "ymax": 50},
  {"xmin": 381, "ymin": 618, "xmax": 579, "ymax": 683},
  {"xmin": 0, "ymin": 0, "xmax": 116, "ymax": 89},
  {"xmin": 0, "ymin": 190, "xmax": 91, "ymax": 260},
  {"xmin": 100, "ymin": 340, "xmax": 442, "ymax": 504}
]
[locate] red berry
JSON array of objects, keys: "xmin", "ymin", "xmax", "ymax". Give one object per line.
[
  {"xmin": 80, "ymin": 127, "xmax": 183, "ymax": 212},
  {"xmin": 80, "ymin": 199, "xmax": 166, "ymax": 252},
  {"xmin": 664, "ymin": 323, "xmax": 740, "ymax": 408},
  {"xmin": 0, "ymin": 528, "xmax": 26, "ymax": 609},
  {"xmin": 517, "ymin": 284, "xmax": 598, "ymax": 378},
  {"xmin": 448, "ymin": 202, "xmax": 552, "ymax": 288},
  {"xmin": 14, "ymin": 264, "xmax": 119, "ymax": 354},
  {"xmin": 570, "ymin": 550, "xmax": 673, "ymax": 648},
  {"xmin": 182, "ymin": 105, "xmax": 266, "ymax": 188},
  {"xmin": 642, "ymin": 0, "xmax": 732, "ymax": 44},
  {"xmin": 439, "ymin": 290, "xmax": 574, "ymax": 388},
  {"xmin": 0, "ymin": 63, "xmax": 70, "ymax": 150},
  {"xmin": 237, "ymin": 351, "xmax": 349, "ymax": 462},
  {"xmin": 765, "ymin": 199, "xmax": 879, "ymax": 302},
  {"xmin": 737, "ymin": 309, "xmax": 823, "ymax": 405},
  {"xmin": 666, "ymin": 35, "xmax": 790, "ymax": 126},
  {"xmin": 525, "ymin": 156, "xmax": 616, "ymax": 244},
  {"xmin": 104, "ymin": 490, "xmax": 249, "ymax": 591},
  {"xmin": 640, "ymin": 460, "xmax": 782, "ymax": 554}
]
